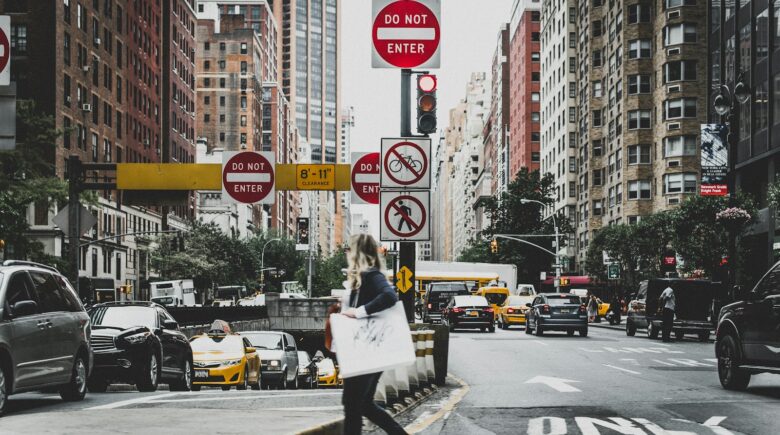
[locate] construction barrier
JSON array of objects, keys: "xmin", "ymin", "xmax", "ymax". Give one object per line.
[{"xmin": 373, "ymin": 328, "xmax": 440, "ymax": 406}]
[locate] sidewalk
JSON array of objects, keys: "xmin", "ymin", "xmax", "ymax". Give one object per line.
[{"xmin": 588, "ymin": 321, "xmax": 624, "ymax": 331}]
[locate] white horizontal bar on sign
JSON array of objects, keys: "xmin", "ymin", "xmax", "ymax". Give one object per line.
[
  {"xmin": 376, "ymin": 27, "xmax": 436, "ymax": 41},
  {"xmin": 225, "ymin": 173, "xmax": 271, "ymax": 183},
  {"xmin": 354, "ymin": 174, "xmax": 380, "ymax": 183}
]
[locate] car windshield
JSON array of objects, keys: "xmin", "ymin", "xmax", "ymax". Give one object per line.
[
  {"xmin": 516, "ymin": 287, "xmax": 534, "ymax": 296},
  {"xmin": 483, "ymin": 292, "xmax": 508, "ymax": 305},
  {"xmin": 241, "ymin": 333, "xmax": 284, "ymax": 350},
  {"xmin": 298, "ymin": 352, "xmax": 311, "ymax": 364},
  {"xmin": 506, "ymin": 296, "xmax": 526, "ymax": 306},
  {"xmin": 90, "ymin": 306, "xmax": 157, "ymax": 329},
  {"xmin": 547, "ymin": 296, "xmax": 582, "ymax": 305},
  {"xmin": 454, "ymin": 295, "xmax": 489, "ymax": 307},
  {"xmin": 190, "ymin": 335, "xmax": 244, "ymax": 353}
]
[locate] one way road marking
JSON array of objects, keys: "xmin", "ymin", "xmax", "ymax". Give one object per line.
[{"xmin": 525, "ymin": 376, "xmax": 581, "ymax": 393}]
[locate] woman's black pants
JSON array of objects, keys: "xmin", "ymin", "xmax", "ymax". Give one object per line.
[{"xmin": 342, "ymin": 372, "xmax": 408, "ymax": 435}]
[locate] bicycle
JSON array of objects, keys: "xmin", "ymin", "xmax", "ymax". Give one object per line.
[{"xmin": 389, "ymin": 154, "xmax": 423, "ymax": 174}]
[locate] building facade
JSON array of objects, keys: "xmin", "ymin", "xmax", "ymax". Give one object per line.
[{"xmin": 486, "ymin": 23, "xmax": 511, "ymax": 195}]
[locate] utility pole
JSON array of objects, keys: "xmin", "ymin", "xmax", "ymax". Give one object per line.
[
  {"xmin": 397, "ymin": 68, "xmax": 416, "ymax": 322},
  {"xmin": 67, "ymin": 155, "xmax": 82, "ymax": 295}
]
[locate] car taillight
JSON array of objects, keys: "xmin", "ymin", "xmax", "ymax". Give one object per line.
[
  {"xmin": 541, "ymin": 304, "xmax": 551, "ymax": 314},
  {"xmin": 507, "ymin": 308, "xmax": 514, "ymax": 314},
  {"xmin": 428, "ymin": 303, "xmax": 432, "ymax": 309},
  {"xmin": 484, "ymin": 307, "xmax": 494, "ymax": 313},
  {"xmin": 452, "ymin": 307, "xmax": 463, "ymax": 313}
]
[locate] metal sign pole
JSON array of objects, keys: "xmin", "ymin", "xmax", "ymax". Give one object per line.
[{"xmin": 398, "ymin": 68, "xmax": 416, "ymax": 322}]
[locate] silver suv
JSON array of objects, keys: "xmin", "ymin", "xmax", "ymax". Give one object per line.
[{"xmin": 0, "ymin": 260, "xmax": 92, "ymax": 416}]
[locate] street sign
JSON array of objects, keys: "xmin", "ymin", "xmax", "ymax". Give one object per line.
[
  {"xmin": 380, "ymin": 190, "xmax": 430, "ymax": 242},
  {"xmin": 372, "ymin": 0, "xmax": 441, "ymax": 69},
  {"xmin": 53, "ymin": 204, "xmax": 98, "ymax": 236},
  {"xmin": 608, "ymin": 263, "xmax": 620, "ymax": 280},
  {"xmin": 381, "ymin": 138, "xmax": 431, "ymax": 189},
  {"xmin": 221, "ymin": 151, "xmax": 275, "ymax": 204},
  {"xmin": 540, "ymin": 271, "xmax": 547, "ymax": 281},
  {"xmin": 396, "ymin": 265, "xmax": 413, "ymax": 293},
  {"xmin": 351, "ymin": 152, "xmax": 380, "ymax": 204},
  {"xmin": 0, "ymin": 16, "xmax": 10, "ymax": 86},
  {"xmin": 296, "ymin": 164, "xmax": 335, "ymax": 190}
]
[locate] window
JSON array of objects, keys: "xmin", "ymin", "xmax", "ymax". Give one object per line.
[
  {"xmin": 628, "ymin": 144, "xmax": 651, "ymax": 164},
  {"xmin": 664, "ymin": 24, "xmax": 697, "ymax": 46},
  {"xmin": 593, "ymin": 81, "xmax": 603, "ymax": 97},
  {"xmin": 204, "ymin": 95, "xmax": 210, "ymax": 105},
  {"xmin": 220, "ymin": 42, "xmax": 226, "ymax": 51},
  {"xmin": 64, "ymin": 32, "xmax": 71, "ymax": 65},
  {"xmin": 628, "ymin": 39, "xmax": 652, "ymax": 58},
  {"xmin": 594, "ymin": 0, "xmax": 603, "ymax": 6},
  {"xmin": 664, "ymin": 173, "xmax": 697, "ymax": 193},
  {"xmin": 592, "ymin": 49, "xmax": 603, "ymax": 67},
  {"xmin": 628, "ymin": 75, "xmax": 651, "ymax": 94},
  {"xmin": 628, "ymin": 4, "xmax": 651, "ymax": 23},
  {"xmin": 219, "ymin": 96, "xmax": 225, "ymax": 106},
  {"xmin": 665, "ymin": 98, "xmax": 697, "ymax": 119},
  {"xmin": 531, "ymin": 71, "xmax": 540, "ymax": 82},
  {"xmin": 241, "ymin": 61, "xmax": 248, "ymax": 73},
  {"xmin": 63, "ymin": 117, "xmax": 72, "ymax": 149},
  {"xmin": 664, "ymin": 135, "xmax": 697, "ymax": 156},
  {"xmin": 593, "ymin": 139, "xmax": 603, "ymax": 156},
  {"xmin": 240, "ymin": 43, "xmax": 248, "ymax": 54},
  {"xmin": 593, "ymin": 200, "xmax": 603, "ymax": 216},
  {"xmin": 531, "ymin": 92, "xmax": 540, "ymax": 102},
  {"xmin": 593, "ymin": 168, "xmax": 604, "ymax": 186},
  {"xmin": 29, "ymin": 271, "xmax": 79, "ymax": 313},
  {"xmin": 532, "ymin": 32, "xmax": 540, "ymax": 42},
  {"xmin": 63, "ymin": 74, "xmax": 71, "ymax": 107},
  {"xmin": 629, "ymin": 181, "xmax": 652, "ymax": 199},
  {"xmin": 531, "ymin": 132, "xmax": 540, "ymax": 142},
  {"xmin": 10, "ymin": 24, "xmax": 28, "ymax": 54},
  {"xmin": 628, "ymin": 110, "xmax": 651, "ymax": 129},
  {"xmin": 64, "ymin": 0, "xmax": 72, "ymax": 23},
  {"xmin": 531, "ymin": 112, "xmax": 540, "ymax": 122},
  {"xmin": 219, "ymin": 78, "xmax": 226, "ymax": 88},
  {"xmin": 204, "ymin": 60, "xmax": 210, "ymax": 70},
  {"xmin": 77, "ymin": 3, "xmax": 86, "ymax": 30},
  {"xmin": 531, "ymin": 52, "xmax": 540, "ymax": 62},
  {"xmin": 219, "ymin": 132, "xmax": 225, "ymax": 142},
  {"xmin": 219, "ymin": 114, "xmax": 225, "ymax": 123},
  {"xmin": 240, "ymin": 133, "xmax": 247, "ymax": 144},
  {"xmin": 204, "ymin": 77, "xmax": 211, "ymax": 87},
  {"xmin": 666, "ymin": 0, "xmax": 696, "ymax": 7},
  {"xmin": 5, "ymin": 272, "xmax": 36, "ymax": 315},
  {"xmin": 531, "ymin": 152, "xmax": 541, "ymax": 162},
  {"xmin": 593, "ymin": 20, "xmax": 603, "ymax": 37},
  {"xmin": 531, "ymin": 11, "xmax": 541, "ymax": 21},
  {"xmin": 241, "ymin": 96, "xmax": 247, "ymax": 108},
  {"xmin": 569, "ymin": 107, "xmax": 576, "ymax": 123},
  {"xmin": 205, "ymin": 42, "xmax": 210, "ymax": 51},
  {"xmin": 204, "ymin": 113, "xmax": 210, "ymax": 123},
  {"xmin": 664, "ymin": 60, "xmax": 697, "ymax": 82},
  {"xmin": 240, "ymin": 115, "xmax": 247, "ymax": 126},
  {"xmin": 593, "ymin": 109, "xmax": 603, "ymax": 127}
]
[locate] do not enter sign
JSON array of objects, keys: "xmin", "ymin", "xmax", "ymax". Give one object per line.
[
  {"xmin": 222, "ymin": 151, "xmax": 275, "ymax": 204},
  {"xmin": 351, "ymin": 152, "xmax": 380, "ymax": 204},
  {"xmin": 0, "ymin": 16, "xmax": 10, "ymax": 86},
  {"xmin": 372, "ymin": 0, "xmax": 440, "ymax": 69}
]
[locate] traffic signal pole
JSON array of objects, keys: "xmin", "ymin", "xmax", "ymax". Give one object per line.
[{"xmin": 398, "ymin": 69, "xmax": 416, "ymax": 322}]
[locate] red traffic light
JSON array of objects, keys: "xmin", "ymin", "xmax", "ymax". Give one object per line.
[{"xmin": 418, "ymin": 74, "xmax": 437, "ymax": 92}]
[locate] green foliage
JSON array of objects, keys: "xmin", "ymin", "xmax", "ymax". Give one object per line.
[{"xmin": 296, "ymin": 246, "xmax": 348, "ymax": 298}]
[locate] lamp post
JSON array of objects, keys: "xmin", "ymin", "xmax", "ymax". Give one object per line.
[
  {"xmin": 519, "ymin": 199, "xmax": 561, "ymax": 292},
  {"xmin": 260, "ymin": 237, "xmax": 282, "ymax": 290}
]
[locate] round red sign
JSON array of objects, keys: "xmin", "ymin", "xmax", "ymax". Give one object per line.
[
  {"xmin": 352, "ymin": 152, "xmax": 380, "ymax": 204},
  {"xmin": 0, "ymin": 27, "xmax": 9, "ymax": 74},
  {"xmin": 222, "ymin": 152, "xmax": 274, "ymax": 204},
  {"xmin": 384, "ymin": 195, "xmax": 427, "ymax": 238},
  {"xmin": 372, "ymin": 0, "xmax": 440, "ymax": 68}
]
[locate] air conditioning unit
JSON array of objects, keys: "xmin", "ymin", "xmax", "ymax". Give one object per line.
[
  {"xmin": 668, "ymin": 85, "xmax": 681, "ymax": 93},
  {"xmin": 82, "ymin": 65, "xmax": 90, "ymax": 72},
  {"xmin": 667, "ymin": 47, "xmax": 681, "ymax": 55},
  {"xmin": 81, "ymin": 103, "xmax": 92, "ymax": 112},
  {"xmin": 144, "ymin": 139, "xmax": 150, "ymax": 146},
  {"xmin": 667, "ymin": 160, "xmax": 680, "ymax": 168},
  {"xmin": 667, "ymin": 197, "xmax": 680, "ymax": 205},
  {"xmin": 667, "ymin": 122, "xmax": 681, "ymax": 130},
  {"xmin": 95, "ymin": 37, "xmax": 101, "ymax": 46},
  {"xmin": 66, "ymin": 95, "xmax": 72, "ymax": 103},
  {"xmin": 667, "ymin": 11, "xmax": 680, "ymax": 19}
]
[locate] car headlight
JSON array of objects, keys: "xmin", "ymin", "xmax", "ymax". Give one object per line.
[
  {"xmin": 299, "ymin": 367, "xmax": 309, "ymax": 375},
  {"xmin": 123, "ymin": 332, "xmax": 150, "ymax": 344},
  {"xmin": 266, "ymin": 360, "xmax": 281, "ymax": 370},
  {"xmin": 221, "ymin": 359, "xmax": 242, "ymax": 367}
]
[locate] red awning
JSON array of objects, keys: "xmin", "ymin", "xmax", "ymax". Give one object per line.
[{"xmin": 542, "ymin": 276, "xmax": 593, "ymax": 286}]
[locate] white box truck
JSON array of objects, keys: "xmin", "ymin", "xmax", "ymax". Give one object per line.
[{"xmin": 150, "ymin": 279, "xmax": 198, "ymax": 307}]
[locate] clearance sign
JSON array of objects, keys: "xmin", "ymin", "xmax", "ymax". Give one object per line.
[{"xmin": 371, "ymin": 0, "xmax": 441, "ymax": 69}]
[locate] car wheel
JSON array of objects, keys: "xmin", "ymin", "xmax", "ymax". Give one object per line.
[
  {"xmin": 626, "ymin": 320, "xmax": 636, "ymax": 336},
  {"xmin": 675, "ymin": 331, "xmax": 685, "ymax": 341},
  {"xmin": 448, "ymin": 320, "xmax": 456, "ymax": 333},
  {"xmin": 646, "ymin": 322, "xmax": 659, "ymax": 340},
  {"xmin": 279, "ymin": 371, "xmax": 287, "ymax": 390},
  {"xmin": 60, "ymin": 354, "xmax": 88, "ymax": 402},
  {"xmin": 488, "ymin": 325, "xmax": 496, "ymax": 333},
  {"xmin": 525, "ymin": 321, "xmax": 533, "ymax": 334},
  {"xmin": 221, "ymin": 385, "xmax": 231, "ymax": 391},
  {"xmin": 136, "ymin": 352, "xmax": 160, "ymax": 392},
  {"xmin": 237, "ymin": 365, "xmax": 249, "ymax": 390},
  {"xmin": 579, "ymin": 328, "xmax": 588, "ymax": 337},
  {"xmin": 0, "ymin": 366, "xmax": 8, "ymax": 417},
  {"xmin": 87, "ymin": 377, "xmax": 109, "ymax": 393},
  {"xmin": 170, "ymin": 359, "xmax": 193, "ymax": 392},
  {"xmin": 699, "ymin": 331, "xmax": 711, "ymax": 342},
  {"xmin": 717, "ymin": 334, "xmax": 751, "ymax": 390},
  {"xmin": 595, "ymin": 316, "xmax": 602, "ymax": 323},
  {"xmin": 191, "ymin": 384, "xmax": 201, "ymax": 391},
  {"xmin": 535, "ymin": 323, "xmax": 544, "ymax": 336},
  {"xmin": 288, "ymin": 372, "xmax": 299, "ymax": 389},
  {"xmin": 567, "ymin": 330, "xmax": 575, "ymax": 337}
]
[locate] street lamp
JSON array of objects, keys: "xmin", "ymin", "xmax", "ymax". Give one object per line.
[
  {"xmin": 519, "ymin": 198, "xmax": 562, "ymax": 292},
  {"xmin": 260, "ymin": 237, "xmax": 282, "ymax": 289}
]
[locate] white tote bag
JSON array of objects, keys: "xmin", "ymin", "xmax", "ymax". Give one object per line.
[{"xmin": 329, "ymin": 302, "xmax": 416, "ymax": 379}]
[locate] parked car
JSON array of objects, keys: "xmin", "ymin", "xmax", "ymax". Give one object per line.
[
  {"xmin": 240, "ymin": 331, "xmax": 299, "ymax": 389},
  {"xmin": 497, "ymin": 295, "xmax": 531, "ymax": 329},
  {"xmin": 297, "ymin": 351, "xmax": 318, "ymax": 389},
  {"xmin": 422, "ymin": 282, "xmax": 471, "ymax": 323},
  {"xmin": 625, "ymin": 279, "xmax": 722, "ymax": 341},
  {"xmin": 442, "ymin": 295, "xmax": 495, "ymax": 333},
  {"xmin": 0, "ymin": 260, "xmax": 92, "ymax": 416},
  {"xmin": 525, "ymin": 293, "xmax": 588, "ymax": 337},
  {"xmin": 716, "ymin": 261, "xmax": 780, "ymax": 390},
  {"xmin": 87, "ymin": 302, "xmax": 193, "ymax": 392},
  {"xmin": 190, "ymin": 330, "xmax": 260, "ymax": 391}
]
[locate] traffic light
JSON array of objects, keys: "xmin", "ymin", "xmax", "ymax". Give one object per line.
[
  {"xmin": 416, "ymin": 74, "xmax": 437, "ymax": 134},
  {"xmin": 490, "ymin": 239, "xmax": 498, "ymax": 254},
  {"xmin": 297, "ymin": 217, "xmax": 310, "ymax": 245},
  {"xmin": 559, "ymin": 277, "xmax": 570, "ymax": 287}
]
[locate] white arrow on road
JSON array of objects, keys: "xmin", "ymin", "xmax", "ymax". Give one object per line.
[{"xmin": 525, "ymin": 376, "xmax": 581, "ymax": 393}]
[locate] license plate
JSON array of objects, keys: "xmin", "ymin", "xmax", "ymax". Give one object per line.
[
  {"xmin": 194, "ymin": 369, "xmax": 209, "ymax": 379},
  {"xmin": 560, "ymin": 309, "xmax": 570, "ymax": 314},
  {"xmin": 469, "ymin": 311, "xmax": 479, "ymax": 317}
]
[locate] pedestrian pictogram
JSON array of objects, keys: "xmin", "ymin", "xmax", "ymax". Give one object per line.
[
  {"xmin": 0, "ymin": 16, "xmax": 10, "ymax": 86},
  {"xmin": 381, "ymin": 138, "xmax": 431, "ymax": 189},
  {"xmin": 380, "ymin": 191, "xmax": 430, "ymax": 242},
  {"xmin": 351, "ymin": 152, "xmax": 380, "ymax": 204},
  {"xmin": 372, "ymin": 0, "xmax": 441, "ymax": 69},
  {"xmin": 222, "ymin": 151, "xmax": 275, "ymax": 204},
  {"xmin": 396, "ymin": 266, "xmax": 414, "ymax": 293}
]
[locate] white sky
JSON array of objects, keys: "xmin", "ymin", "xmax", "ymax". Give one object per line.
[{"xmin": 341, "ymin": 0, "xmax": 514, "ymax": 241}]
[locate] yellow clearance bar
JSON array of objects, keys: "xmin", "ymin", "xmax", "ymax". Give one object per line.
[{"xmin": 117, "ymin": 163, "xmax": 351, "ymax": 191}]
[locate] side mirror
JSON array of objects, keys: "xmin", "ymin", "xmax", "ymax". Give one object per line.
[
  {"xmin": 286, "ymin": 345, "xmax": 296, "ymax": 352},
  {"xmin": 245, "ymin": 346, "xmax": 256, "ymax": 354},
  {"xmin": 11, "ymin": 300, "xmax": 38, "ymax": 317},
  {"xmin": 525, "ymin": 303, "xmax": 532, "ymax": 308},
  {"xmin": 162, "ymin": 319, "xmax": 179, "ymax": 330}
]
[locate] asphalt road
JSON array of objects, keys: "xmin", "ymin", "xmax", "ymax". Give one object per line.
[{"xmin": 393, "ymin": 323, "xmax": 780, "ymax": 435}]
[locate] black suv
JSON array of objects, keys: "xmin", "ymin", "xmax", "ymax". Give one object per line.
[
  {"xmin": 88, "ymin": 302, "xmax": 193, "ymax": 392},
  {"xmin": 716, "ymin": 261, "xmax": 780, "ymax": 390},
  {"xmin": 422, "ymin": 282, "xmax": 471, "ymax": 323}
]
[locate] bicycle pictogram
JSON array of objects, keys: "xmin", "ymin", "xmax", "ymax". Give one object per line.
[{"xmin": 388, "ymin": 154, "xmax": 423, "ymax": 174}]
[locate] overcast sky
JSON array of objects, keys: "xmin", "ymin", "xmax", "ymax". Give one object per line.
[{"xmin": 341, "ymin": 0, "xmax": 514, "ymax": 241}]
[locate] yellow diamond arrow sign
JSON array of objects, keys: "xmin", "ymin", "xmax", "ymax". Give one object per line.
[{"xmin": 396, "ymin": 266, "xmax": 413, "ymax": 293}]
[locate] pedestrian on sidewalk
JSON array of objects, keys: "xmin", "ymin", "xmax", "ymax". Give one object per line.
[
  {"xmin": 659, "ymin": 284, "xmax": 676, "ymax": 342},
  {"xmin": 587, "ymin": 294, "xmax": 599, "ymax": 323},
  {"xmin": 339, "ymin": 234, "xmax": 408, "ymax": 435}
]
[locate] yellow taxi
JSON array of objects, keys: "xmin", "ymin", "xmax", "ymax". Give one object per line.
[
  {"xmin": 190, "ymin": 331, "xmax": 261, "ymax": 391},
  {"xmin": 475, "ymin": 286, "xmax": 510, "ymax": 320},
  {"xmin": 316, "ymin": 357, "xmax": 340, "ymax": 387},
  {"xmin": 497, "ymin": 295, "xmax": 532, "ymax": 329}
]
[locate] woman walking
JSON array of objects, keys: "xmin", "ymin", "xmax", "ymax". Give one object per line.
[
  {"xmin": 338, "ymin": 234, "xmax": 408, "ymax": 435},
  {"xmin": 587, "ymin": 294, "xmax": 599, "ymax": 323}
]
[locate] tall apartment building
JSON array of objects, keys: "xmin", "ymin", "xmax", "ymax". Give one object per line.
[
  {"xmin": 508, "ymin": 0, "xmax": 542, "ymax": 179},
  {"xmin": 574, "ymin": 0, "xmax": 707, "ymax": 266},
  {"xmin": 486, "ymin": 23, "xmax": 511, "ymax": 195},
  {"xmin": 540, "ymin": 0, "xmax": 578, "ymax": 227},
  {"xmin": 339, "ymin": 106, "xmax": 354, "ymax": 244}
]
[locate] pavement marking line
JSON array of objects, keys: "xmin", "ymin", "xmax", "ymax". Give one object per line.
[
  {"xmin": 148, "ymin": 393, "xmax": 341, "ymax": 403},
  {"xmin": 261, "ymin": 406, "xmax": 343, "ymax": 412},
  {"xmin": 404, "ymin": 374, "xmax": 470, "ymax": 434},
  {"xmin": 704, "ymin": 358, "xmax": 719, "ymax": 364},
  {"xmin": 533, "ymin": 340, "xmax": 549, "ymax": 346},
  {"xmin": 632, "ymin": 418, "xmax": 697, "ymax": 435},
  {"xmin": 652, "ymin": 359, "xmax": 677, "ymax": 366},
  {"xmin": 85, "ymin": 392, "xmax": 179, "ymax": 410},
  {"xmin": 525, "ymin": 376, "xmax": 582, "ymax": 393},
  {"xmin": 620, "ymin": 358, "xmax": 640, "ymax": 366},
  {"xmin": 702, "ymin": 416, "xmax": 735, "ymax": 435},
  {"xmin": 603, "ymin": 364, "xmax": 641, "ymax": 375}
]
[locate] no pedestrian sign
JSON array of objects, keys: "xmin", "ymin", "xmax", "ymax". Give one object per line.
[
  {"xmin": 351, "ymin": 152, "xmax": 380, "ymax": 204},
  {"xmin": 222, "ymin": 151, "xmax": 275, "ymax": 204},
  {"xmin": 372, "ymin": 0, "xmax": 441, "ymax": 69},
  {"xmin": 0, "ymin": 16, "xmax": 10, "ymax": 86},
  {"xmin": 381, "ymin": 138, "xmax": 431, "ymax": 189},
  {"xmin": 380, "ymin": 191, "xmax": 430, "ymax": 242}
]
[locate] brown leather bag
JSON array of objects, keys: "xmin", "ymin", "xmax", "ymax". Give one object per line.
[{"xmin": 324, "ymin": 302, "xmax": 341, "ymax": 351}]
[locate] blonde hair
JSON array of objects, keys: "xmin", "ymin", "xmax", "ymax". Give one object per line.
[{"xmin": 346, "ymin": 234, "xmax": 385, "ymax": 291}]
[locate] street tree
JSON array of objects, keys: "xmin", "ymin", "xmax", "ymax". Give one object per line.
[
  {"xmin": 296, "ymin": 246, "xmax": 348, "ymax": 297},
  {"xmin": 245, "ymin": 231, "xmax": 304, "ymax": 293}
]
